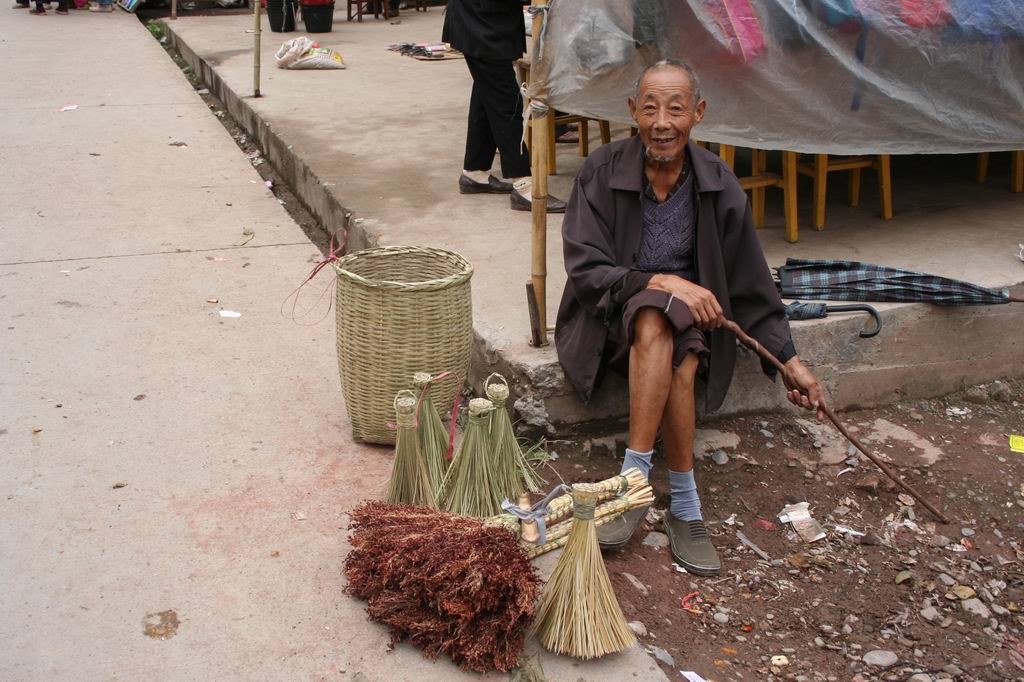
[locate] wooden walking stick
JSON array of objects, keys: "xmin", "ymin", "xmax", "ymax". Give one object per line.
[{"xmin": 722, "ymin": 319, "xmax": 950, "ymax": 525}]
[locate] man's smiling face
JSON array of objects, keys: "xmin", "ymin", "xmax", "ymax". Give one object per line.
[{"xmin": 629, "ymin": 66, "xmax": 706, "ymax": 164}]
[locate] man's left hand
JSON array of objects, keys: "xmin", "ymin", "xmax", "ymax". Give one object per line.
[{"xmin": 782, "ymin": 357, "xmax": 826, "ymax": 420}]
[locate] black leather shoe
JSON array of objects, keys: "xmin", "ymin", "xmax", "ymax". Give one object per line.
[
  {"xmin": 597, "ymin": 504, "xmax": 650, "ymax": 550},
  {"xmin": 510, "ymin": 189, "xmax": 567, "ymax": 213},
  {"xmin": 459, "ymin": 174, "xmax": 514, "ymax": 194},
  {"xmin": 664, "ymin": 516, "xmax": 721, "ymax": 576}
]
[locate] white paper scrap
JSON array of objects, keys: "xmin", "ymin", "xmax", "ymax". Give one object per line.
[
  {"xmin": 680, "ymin": 672, "xmax": 708, "ymax": 682},
  {"xmin": 219, "ymin": 310, "xmax": 242, "ymax": 318},
  {"xmin": 778, "ymin": 502, "xmax": 826, "ymax": 543}
]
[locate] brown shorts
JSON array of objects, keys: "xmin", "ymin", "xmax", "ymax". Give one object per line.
[{"xmin": 605, "ymin": 289, "xmax": 709, "ymax": 377}]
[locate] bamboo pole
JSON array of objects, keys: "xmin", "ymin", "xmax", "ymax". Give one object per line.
[
  {"xmin": 253, "ymin": 0, "xmax": 262, "ymax": 97},
  {"xmin": 528, "ymin": 0, "xmax": 549, "ymax": 346}
]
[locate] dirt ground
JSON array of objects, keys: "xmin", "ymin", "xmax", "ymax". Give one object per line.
[{"xmin": 548, "ymin": 379, "xmax": 1024, "ymax": 682}]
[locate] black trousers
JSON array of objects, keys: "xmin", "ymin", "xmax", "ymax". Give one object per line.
[{"xmin": 463, "ymin": 56, "xmax": 531, "ymax": 179}]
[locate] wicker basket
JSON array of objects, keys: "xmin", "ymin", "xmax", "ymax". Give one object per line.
[{"xmin": 334, "ymin": 246, "xmax": 473, "ymax": 444}]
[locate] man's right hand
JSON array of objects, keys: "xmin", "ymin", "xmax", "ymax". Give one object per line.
[{"xmin": 648, "ymin": 274, "xmax": 724, "ymax": 331}]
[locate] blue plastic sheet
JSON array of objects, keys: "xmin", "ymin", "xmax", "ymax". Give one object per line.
[{"xmin": 526, "ymin": 0, "xmax": 1024, "ymax": 154}]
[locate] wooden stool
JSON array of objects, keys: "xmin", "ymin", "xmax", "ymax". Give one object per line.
[
  {"xmin": 976, "ymin": 151, "xmax": 1024, "ymax": 193},
  {"xmin": 796, "ymin": 154, "xmax": 893, "ymax": 230},
  {"xmin": 719, "ymin": 145, "xmax": 799, "ymax": 243},
  {"xmin": 546, "ymin": 114, "xmax": 611, "ymax": 174},
  {"xmin": 348, "ymin": 0, "xmax": 386, "ymax": 21}
]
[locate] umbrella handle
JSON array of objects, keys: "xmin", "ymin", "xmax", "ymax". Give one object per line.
[
  {"xmin": 722, "ymin": 319, "xmax": 950, "ymax": 525},
  {"xmin": 825, "ymin": 304, "xmax": 882, "ymax": 338}
]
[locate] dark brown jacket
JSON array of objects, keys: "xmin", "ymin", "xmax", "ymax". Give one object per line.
[{"xmin": 555, "ymin": 136, "xmax": 793, "ymax": 412}]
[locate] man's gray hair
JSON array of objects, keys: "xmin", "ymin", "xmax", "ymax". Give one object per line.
[{"xmin": 633, "ymin": 59, "xmax": 702, "ymax": 105}]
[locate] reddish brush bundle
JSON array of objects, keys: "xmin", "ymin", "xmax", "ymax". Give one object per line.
[{"xmin": 343, "ymin": 501, "xmax": 540, "ymax": 672}]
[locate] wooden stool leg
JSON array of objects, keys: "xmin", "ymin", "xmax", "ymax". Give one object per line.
[
  {"xmin": 812, "ymin": 153, "xmax": 828, "ymax": 230},
  {"xmin": 782, "ymin": 151, "xmax": 798, "ymax": 243},
  {"xmin": 848, "ymin": 168, "xmax": 861, "ymax": 207},
  {"xmin": 751, "ymin": 149, "xmax": 766, "ymax": 229},
  {"xmin": 548, "ymin": 114, "xmax": 557, "ymax": 175},
  {"xmin": 719, "ymin": 144, "xmax": 736, "ymax": 170},
  {"xmin": 599, "ymin": 120, "xmax": 611, "ymax": 145},
  {"xmin": 1012, "ymin": 151, "xmax": 1023, "ymax": 193},
  {"xmin": 975, "ymin": 152, "xmax": 990, "ymax": 184},
  {"xmin": 877, "ymin": 154, "xmax": 893, "ymax": 219},
  {"xmin": 578, "ymin": 120, "xmax": 589, "ymax": 157}
]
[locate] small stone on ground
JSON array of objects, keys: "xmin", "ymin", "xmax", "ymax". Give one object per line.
[{"xmin": 862, "ymin": 650, "xmax": 898, "ymax": 668}]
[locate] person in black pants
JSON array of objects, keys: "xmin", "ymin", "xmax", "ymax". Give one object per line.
[
  {"xmin": 443, "ymin": 0, "xmax": 565, "ymax": 212},
  {"xmin": 27, "ymin": 0, "xmax": 66, "ymax": 12}
]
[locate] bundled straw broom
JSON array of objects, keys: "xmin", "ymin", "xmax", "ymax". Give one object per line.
[
  {"xmin": 384, "ymin": 390, "xmax": 435, "ymax": 508},
  {"xmin": 531, "ymin": 485, "xmax": 644, "ymax": 659},
  {"xmin": 439, "ymin": 397, "xmax": 503, "ymax": 517},
  {"xmin": 485, "ymin": 373, "xmax": 544, "ymax": 498},
  {"xmin": 344, "ymin": 471, "xmax": 650, "ymax": 672},
  {"xmin": 412, "ymin": 372, "xmax": 450, "ymax": 493}
]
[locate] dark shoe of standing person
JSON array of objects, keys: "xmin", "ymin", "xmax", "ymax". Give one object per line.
[
  {"xmin": 664, "ymin": 515, "xmax": 721, "ymax": 576},
  {"xmin": 510, "ymin": 188, "xmax": 566, "ymax": 213},
  {"xmin": 596, "ymin": 504, "xmax": 650, "ymax": 550},
  {"xmin": 459, "ymin": 174, "xmax": 513, "ymax": 195}
]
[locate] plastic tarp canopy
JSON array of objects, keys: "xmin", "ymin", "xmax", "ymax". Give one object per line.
[{"xmin": 526, "ymin": 0, "xmax": 1024, "ymax": 154}]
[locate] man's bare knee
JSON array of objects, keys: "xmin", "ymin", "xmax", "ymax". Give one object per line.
[
  {"xmin": 632, "ymin": 309, "xmax": 671, "ymax": 352},
  {"xmin": 673, "ymin": 352, "xmax": 699, "ymax": 389}
]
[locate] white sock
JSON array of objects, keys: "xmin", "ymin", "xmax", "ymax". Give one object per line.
[
  {"xmin": 462, "ymin": 169, "xmax": 491, "ymax": 184},
  {"xmin": 512, "ymin": 178, "xmax": 531, "ymax": 200}
]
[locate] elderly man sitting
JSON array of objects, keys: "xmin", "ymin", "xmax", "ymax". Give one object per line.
[{"xmin": 555, "ymin": 60, "xmax": 824, "ymax": 575}]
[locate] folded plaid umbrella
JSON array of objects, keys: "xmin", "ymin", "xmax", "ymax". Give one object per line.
[{"xmin": 776, "ymin": 258, "xmax": 1017, "ymax": 305}]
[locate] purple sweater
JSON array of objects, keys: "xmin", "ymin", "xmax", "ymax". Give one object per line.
[{"xmin": 636, "ymin": 164, "xmax": 697, "ymax": 282}]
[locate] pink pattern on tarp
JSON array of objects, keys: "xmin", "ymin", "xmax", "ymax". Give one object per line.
[{"xmin": 703, "ymin": 0, "xmax": 767, "ymax": 62}]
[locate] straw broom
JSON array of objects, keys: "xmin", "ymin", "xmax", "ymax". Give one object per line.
[
  {"xmin": 384, "ymin": 390, "xmax": 436, "ymax": 508},
  {"xmin": 345, "ymin": 472, "xmax": 652, "ymax": 671},
  {"xmin": 413, "ymin": 372, "xmax": 450, "ymax": 494},
  {"xmin": 485, "ymin": 373, "xmax": 545, "ymax": 497},
  {"xmin": 439, "ymin": 398, "xmax": 503, "ymax": 517},
  {"xmin": 531, "ymin": 486, "xmax": 638, "ymax": 659}
]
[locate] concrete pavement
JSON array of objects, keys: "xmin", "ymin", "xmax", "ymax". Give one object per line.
[{"xmin": 0, "ymin": 10, "xmax": 665, "ymax": 681}]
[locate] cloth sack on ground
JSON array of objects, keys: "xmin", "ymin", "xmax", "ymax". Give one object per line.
[{"xmin": 275, "ymin": 37, "xmax": 346, "ymax": 69}]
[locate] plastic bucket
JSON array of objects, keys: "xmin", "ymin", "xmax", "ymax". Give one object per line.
[
  {"xmin": 267, "ymin": 0, "xmax": 297, "ymax": 31},
  {"xmin": 301, "ymin": 2, "xmax": 335, "ymax": 33}
]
